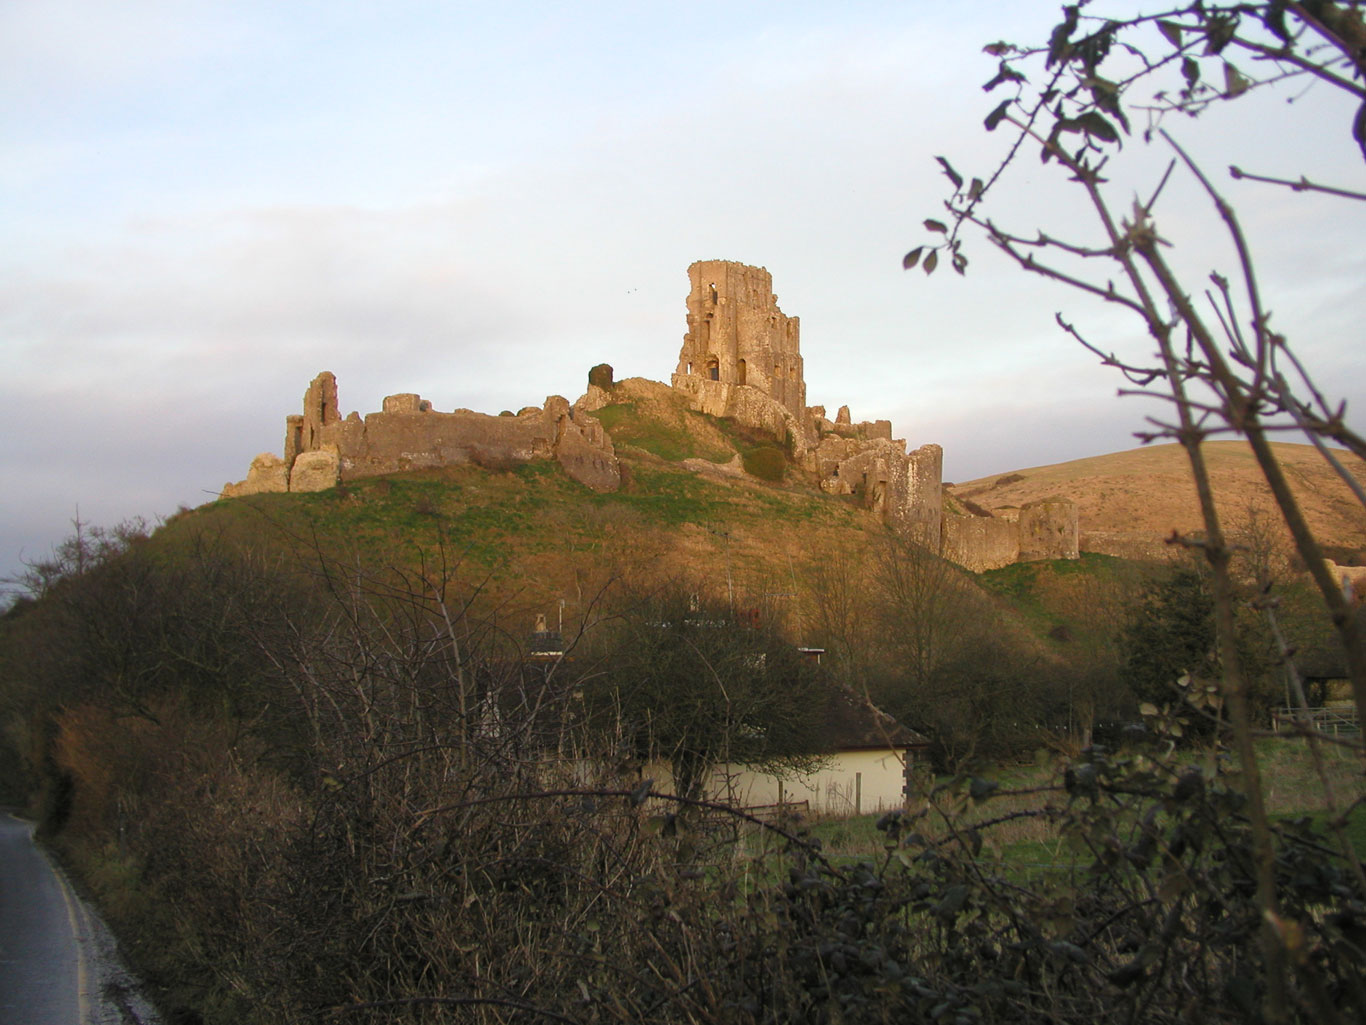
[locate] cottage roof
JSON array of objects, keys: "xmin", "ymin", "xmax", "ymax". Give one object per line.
[
  {"xmin": 528, "ymin": 629, "xmax": 565, "ymax": 656},
  {"xmin": 816, "ymin": 685, "xmax": 927, "ymax": 752}
]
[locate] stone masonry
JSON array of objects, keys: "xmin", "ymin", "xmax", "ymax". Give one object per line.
[
  {"xmin": 942, "ymin": 500, "xmax": 1079, "ymax": 572},
  {"xmin": 667, "ymin": 259, "xmax": 1076, "ymax": 568},
  {"xmin": 222, "ymin": 259, "xmax": 1076, "ymax": 572},
  {"xmin": 222, "ymin": 373, "xmax": 620, "ymax": 497},
  {"xmin": 672, "ymin": 260, "xmax": 806, "ymax": 429}
]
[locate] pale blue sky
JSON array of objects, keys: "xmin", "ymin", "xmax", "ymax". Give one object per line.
[{"xmin": 3, "ymin": 1, "xmax": 1362, "ymax": 590}]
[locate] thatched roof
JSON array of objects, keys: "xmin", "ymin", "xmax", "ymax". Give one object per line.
[{"xmin": 815, "ymin": 685, "xmax": 928, "ymax": 752}]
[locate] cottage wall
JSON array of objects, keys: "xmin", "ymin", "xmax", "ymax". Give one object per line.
[
  {"xmin": 642, "ymin": 749, "xmax": 912, "ymax": 816},
  {"xmin": 709, "ymin": 749, "xmax": 911, "ymax": 815}
]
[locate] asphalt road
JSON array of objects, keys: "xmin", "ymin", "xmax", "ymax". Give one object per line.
[
  {"xmin": 0, "ymin": 814, "xmax": 162, "ymax": 1025},
  {"xmin": 0, "ymin": 813, "xmax": 86, "ymax": 1024}
]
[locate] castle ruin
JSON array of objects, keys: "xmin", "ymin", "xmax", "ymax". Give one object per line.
[
  {"xmin": 223, "ymin": 258, "xmax": 1077, "ymax": 571},
  {"xmin": 667, "ymin": 259, "xmax": 1075, "ymax": 566},
  {"xmin": 672, "ymin": 261, "xmax": 807, "ymax": 437},
  {"xmin": 222, "ymin": 375, "xmax": 620, "ymax": 498}
]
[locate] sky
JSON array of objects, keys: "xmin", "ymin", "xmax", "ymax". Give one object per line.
[{"xmin": 3, "ymin": 1, "xmax": 1363, "ymax": 595}]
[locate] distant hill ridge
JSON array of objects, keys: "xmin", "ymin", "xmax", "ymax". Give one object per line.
[{"xmin": 948, "ymin": 441, "xmax": 1366, "ymax": 564}]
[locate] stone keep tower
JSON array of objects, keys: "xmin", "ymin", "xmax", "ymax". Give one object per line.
[{"xmin": 671, "ymin": 260, "xmax": 806, "ymax": 422}]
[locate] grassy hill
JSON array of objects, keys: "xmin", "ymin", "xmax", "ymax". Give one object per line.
[
  {"xmin": 174, "ymin": 395, "xmax": 876, "ymax": 631},
  {"xmin": 18, "ymin": 388, "xmax": 1363, "ymax": 1025},
  {"xmin": 949, "ymin": 441, "xmax": 1366, "ymax": 563},
  {"xmin": 170, "ymin": 391, "xmax": 1365, "ymax": 645}
]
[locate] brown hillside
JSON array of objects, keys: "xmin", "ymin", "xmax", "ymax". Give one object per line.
[{"xmin": 949, "ymin": 442, "xmax": 1366, "ymax": 563}]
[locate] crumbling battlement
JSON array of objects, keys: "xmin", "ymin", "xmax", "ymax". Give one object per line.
[
  {"xmin": 814, "ymin": 439, "xmax": 944, "ymax": 547},
  {"xmin": 672, "ymin": 260, "xmax": 806, "ymax": 426},
  {"xmin": 1019, "ymin": 500, "xmax": 1080, "ymax": 562},
  {"xmin": 941, "ymin": 513, "xmax": 1020, "ymax": 573},
  {"xmin": 942, "ymin": 501, "xmax": 1080, "ymax": 572},
  {"xmin": 222, "ymin": 372, "xmax": 620, "ymax": 498},
  {"xmin": 222, "ymin": 259, "xmax": 1077, "ymax": 573},
  {"xmin": 667, "ymin": 259, "xmax": 1073, "ymax": 568}
]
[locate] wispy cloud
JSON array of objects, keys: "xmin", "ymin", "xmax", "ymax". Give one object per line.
[{"xmin": 2, "ymin": 2, "xmax": 1361, "ymax": 585}]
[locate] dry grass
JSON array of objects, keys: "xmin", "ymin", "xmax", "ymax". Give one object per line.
[
  {"xmin": 797, "ymin": 736, "xmax": 1366, "ymax": 867},
  {"xmin": 1256, "ymin": 735, "xmax": 1366, "ymax": 819},
  {"xmin": 948, "ymin": 441, "xmax": 1366, "ymax": 561}
]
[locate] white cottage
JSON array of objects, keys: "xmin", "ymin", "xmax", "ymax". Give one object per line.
[{"xmin": 702, "ymin": 685, "xmax": 928, "ymax": 817}]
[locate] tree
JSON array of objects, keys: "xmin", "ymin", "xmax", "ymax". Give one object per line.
[
  {"xmin": 1121, "ymin": 568, "xmax": 1218, "ymax": 707},
  {"xmin": 917, "ymin": 633, "xmax": 1056, "ymax": 771},
  {"xmin": 910, "ymin": 5, "xmax": 1366, "ymax": 1019},
  {"xmin": 798, "ymin": 541, "xmax": 877, "ymax": 690},
  {"xmin": 1036, "ymin": 561, "xmax": 1137, "ymax": 745},
  {"xmin": 910, "ymin": 0, "xmax": 1365, "ymax": 710},
  {"xmin": 590, "ymin": 587, "xmax": 826, "ymax": 804},
  {"xmin": 872, "ymin": 528, "xmax": 978, "ymax": 694}
]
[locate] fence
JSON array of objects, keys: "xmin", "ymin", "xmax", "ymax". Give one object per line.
[{"xmin": 1271, "ymin": 706, "xmax": 1360, "ymax": 737}]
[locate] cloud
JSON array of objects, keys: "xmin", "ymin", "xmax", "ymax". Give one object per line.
[
  {"xmin": 3, "ymin": 2, "xmax": 1363, "ymax": 592},
  {"xmin": 0, "ymin": 1, "xmax": 253, "ymax": 93}
]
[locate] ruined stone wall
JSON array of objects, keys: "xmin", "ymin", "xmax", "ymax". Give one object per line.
[
  {"xmin": 1076, "ymin": 532, "xmax": 1172, "ymax": 562},
  {"xmin": 1018, "ymin": 499, "xmax": 1080, "ymax": 561},
  {"xmin": 666, "ymin": 261, "xmax": 947, "ymax": 548},
  {"xmin": 941, "ymin": 512, "xmax": 1021, "ymax": 572},
  {"xmin": 672, "ymin": 260, "xmax": 805, "ymax": 423},
  {"xmin": 937, "ymin": 498, "xmax": 1080, "ymax": 571},
  {"xmin": 818, "ymin": 439, "xmax": 905, "ymax": 517},
  {"xmin": 219, "ymin": 453, "xmax": 289, "ymax": 499},
  {"xmin": 674, "ymin": 376, "xmax": 802, "ymax": 447},
  {"xmin": 811, "ymin": 437, "xmax": 944, "ymax": 548},
  {"xmin": 222, "ymin": 259, "xmax": 1080, "ymax": 576},
  {"xmin": 222, "ymin": 371, "xmax": 621, "ymax": 498},
  {"xmin": 904, "ymin": 444, "xmax": 943, "ymax": 550},
  {"xmin": 301, "ymin": 371, "xmax": 340, "ymax": 452}
]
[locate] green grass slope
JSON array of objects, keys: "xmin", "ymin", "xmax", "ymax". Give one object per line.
[{"xmin": 172, "ymin": 436, "xmax": 874, "ymax": 620}]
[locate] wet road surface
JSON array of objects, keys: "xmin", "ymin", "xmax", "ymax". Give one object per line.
[
  {"xmin": 0, "ymin": 814, "xmax": 162, "ymax": 1025},
  {"xmin": 0, "ymin": 813, "xmax": 85, "ymax": 1024}
]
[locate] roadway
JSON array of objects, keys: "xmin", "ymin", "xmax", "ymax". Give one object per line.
[{"xmin": 0, "ymin": 813, "xmax": 161, "ymax": 1025}]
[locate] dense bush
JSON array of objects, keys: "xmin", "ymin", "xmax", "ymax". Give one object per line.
[
  {"xmin": 1, "ymin": 509, "xmax": 1363, "ymax": 1024},
  {"xmin": 741, "ymin": 444, "xmax": 787, "ymax": 482}
]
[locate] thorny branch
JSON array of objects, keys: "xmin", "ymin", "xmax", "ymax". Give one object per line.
[{"xmin": 909, "ymin": 5, "xmax": 1366, "ymax": 1020}]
